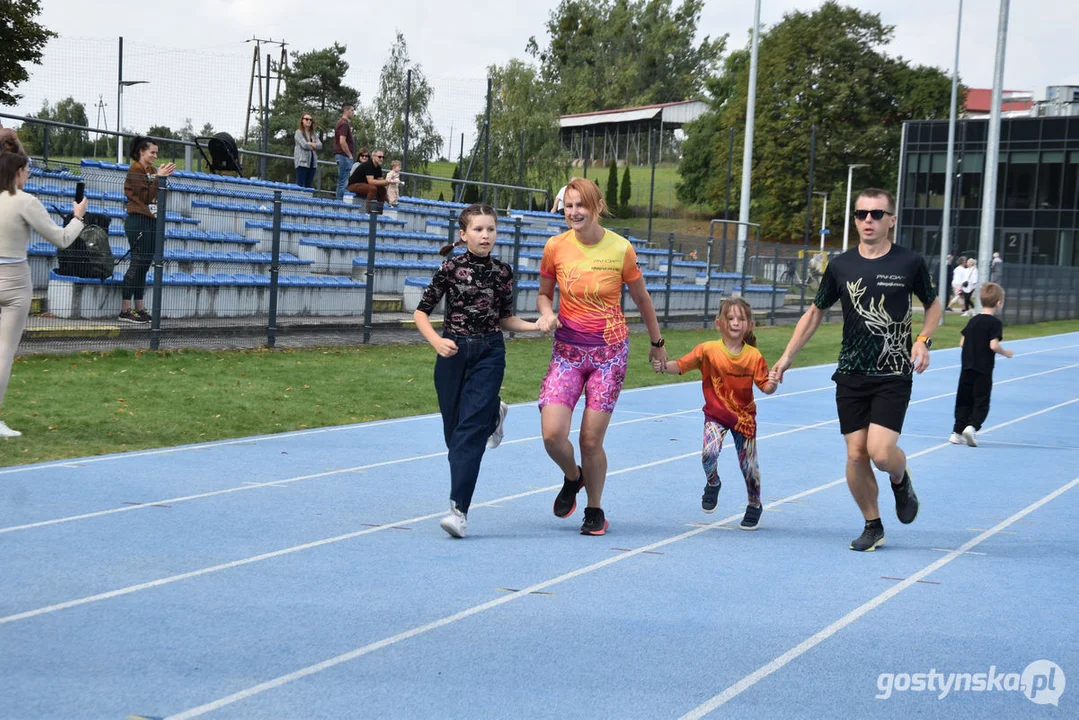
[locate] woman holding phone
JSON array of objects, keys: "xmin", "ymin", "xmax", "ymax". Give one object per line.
[
  {"xmin": 0, "ymin": 151, "xmax": 87, "ymax": 436},
  {"xmin": 121, "ymin": 137, "xmax": 174, "ymax": 323}
]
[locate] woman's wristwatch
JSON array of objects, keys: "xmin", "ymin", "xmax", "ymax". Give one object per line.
[
  {"xmin": 651, "ymin": 337, "xmax": 665, "ymax": 348},
  {"xmin": 916, "ymin": 334, "xmax": 932, "ymax": 349}
]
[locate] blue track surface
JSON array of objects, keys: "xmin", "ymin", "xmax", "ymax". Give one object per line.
[{"xmin": 2, "ymin": 332, "xmax": 1077, "ymax": 719}]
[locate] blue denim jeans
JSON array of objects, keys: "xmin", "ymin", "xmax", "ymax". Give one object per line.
[
  {"xmin": 433, "ymin": 332, "xmax": 506, "ymax": 513},
  {"xmin": 334, "ymin": 154, "xmax": 352, "ymax": 200}
]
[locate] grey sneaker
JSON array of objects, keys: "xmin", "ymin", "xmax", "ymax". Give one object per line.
[
  {"xmin": 962, "ymin": 425, "xmax": 978, "ymax": 447},
  {"xmin": 948, "ymin": 432, "xmax": 965, "ymax": 445},
  {"xmin": 892, "ymin": 469, "xmax": 919, "ymax": 525},
  {"xmin": 487, "ymin": 400, "xmax": 508, "ymax": 449},
  {"xmin": 850, "ymin": 522, "xmax": 886, "ymax": 551},
  {"xmin": 702, "ymin": 481, "xmax": 721, "ymax": 513}
]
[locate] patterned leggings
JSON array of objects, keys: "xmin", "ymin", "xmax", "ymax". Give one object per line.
[{"xmin": 702, "ymin": 420, "xmax": 761, "ymax": 506}]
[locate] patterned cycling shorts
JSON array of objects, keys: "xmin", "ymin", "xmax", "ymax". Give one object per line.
[{"xmin": 538, "ymin": 340, "xmax": 630, "ymax": 414}]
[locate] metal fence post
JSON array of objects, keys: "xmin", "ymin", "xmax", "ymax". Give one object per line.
[
  {"xmin": 267, "ymin": 190, "xmax": 282, "ymax": 348},
  {"xmin": 510, "ymin": 218, "xmax": 523, "ymax": 316},
  {"xmin": 663, "ymin": 232, "xmax": 674, "ymax": 328},
  {"xmin": 149, "ymin": 177, "xmax": 168, "ymax": 350},
  {"xmin": 620, "ymin": 227, "xmax": 629, "ymax": 312},
  {"xmin": 362, "ymin": 208, "xmax": 379, "ymax": 344},
  {"xmin": 769, "ymin": 242, "xmax": 779, "ymax": 326},
  {"xmin": 703, "ymin": 233, "xmax": 714, "ymax": 328},
  {"xmin": 42, "ymin": 127, "xmax": 50, "ymax": 166}
]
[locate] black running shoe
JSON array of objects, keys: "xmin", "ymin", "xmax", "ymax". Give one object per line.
[
  {"xmin": 892, "ymin": 469, "xmax": 919, "ymax": 525},
  {"xmin": 580, "ymin": 507, "xmax": 608, "ymax": 536},
  {"xmin": 740, "ymin": 504, "xmax": 762, "ymax": 530},
  {"xmin": 850, "ymin": 522, "xmax": 886, "ymax": 552},
  {"xmin": 553, "ymin": 466, "xmax": 584, "ymax": 518},
  {"xmin": 701, "ymin": 481, "xmax": 721, "ymax": 513}
]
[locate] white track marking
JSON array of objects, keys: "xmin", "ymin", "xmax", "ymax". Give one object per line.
[{"xmin": 676, "ymin": 473, "xmax": 1079, "ymax": 720}]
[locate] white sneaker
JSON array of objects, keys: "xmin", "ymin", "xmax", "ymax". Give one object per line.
[
  {"xmin": 0, "ymin": 420, "xmax": 22, "ymax": 438},
  {"xmin": 486, "ymin": 400, "xmax": 508, "ymax": 449},
  {"xmin": 439, "ymin": 502, "xmax": 467, "ymax": 538},
  {"xmin": 948, "ymin": 432, "xmax": 965, "ymax": 445},
  {"xmin": 962, "ymin": 425, "xmax": 978, "ymax": 447}
]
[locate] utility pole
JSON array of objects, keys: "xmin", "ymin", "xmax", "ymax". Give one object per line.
[
  {"xmin": 244, "ymin": 37, "xmax": 288, "ymax": 145},
  {"xmin": 93, "ymin": 95, "xmax": 109, "ymax": 158}
]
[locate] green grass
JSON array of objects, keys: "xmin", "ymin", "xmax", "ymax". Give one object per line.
[{"xmin": 2, "ymin": 318, "xmax": 1076, "ymax": 468}]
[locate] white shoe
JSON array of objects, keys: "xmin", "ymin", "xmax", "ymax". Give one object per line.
[
  {"xmin": 486, "ymin": 400, "xmax": 508, "ymax": 449},
  {"xmin": 439, "ymin": 502, "xmax": 467, "ymax": 538},
  {"xmin": 962, "ymin": 425, "xmax": 978, "ymax": 447},
  {"xmin": 948, "ymin": 432, "xmax": 965, "ymax": 445},
  {"xmin": 0, "ymin": 420, "xmax": 22, "ymax": 438}
]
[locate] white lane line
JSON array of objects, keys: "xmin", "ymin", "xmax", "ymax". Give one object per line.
[
  {"xmin": 676, "ymin": 473, "xmax": 1079, "ymax": 720},
  {"xmin": 4, "ymin": 360, "xmax": 1075, "ymax": 537},
  {"xmin": 2, "ymin": 336, "xmax": 1074, "ymax": 478},
  {"xmin": 106, "ymin": 398, "xmax": 1069, "ymax": 719}
]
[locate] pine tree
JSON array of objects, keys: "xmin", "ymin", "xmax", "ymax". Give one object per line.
[
  {"xmin": 619, "ymin": 165, "xmax": 633, "ymax": 217},
  {"xmin": 605, "ymin": 161, "xmax": 619, "ymax": 213}
]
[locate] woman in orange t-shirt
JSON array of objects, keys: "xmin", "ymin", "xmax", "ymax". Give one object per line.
[
  {"xmin": 655, "ymin": 298, "xmax": 777, "ymax": 529},
  {"xmin": 535, "ymin": 178, "xmax": 666, "ymax": 536}
]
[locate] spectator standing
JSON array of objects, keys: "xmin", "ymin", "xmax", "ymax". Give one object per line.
[
  {"xmin": 293, "ymin": 113, "xmax": 322, "ymax": 188},
  {"xmin": 333, "ymin": 104, "xmax": 356, "ymax": 200}
]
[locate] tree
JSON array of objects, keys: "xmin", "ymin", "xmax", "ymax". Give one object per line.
[
  {"xmin": 527, "ymin": 0, "xmax": 726, "ymax": 114},
  {"xmin": 677, "ymin": 2, "xmax": 954, "ymax": 240},
  {"xmin": 620, "ymin": 164, "xmax": 633, "ymax": 216},
  {"xmin": 469, "ymin": 59, "xmax": 567, "ymax": 209},
  {"xmin": 0, "ymin": 0, "xmax": 56, "ymax": 105},
  {"xmin": 177, "ymin": 118, "xmax": 195, "ymax": 141},
  {"xmin": 605, "ymin": 161, "xmax": 619, "ymax": 212},
  {"xmin": 372, "ymin": 32, "xmax": 442, "ymax": 175},
  {"xmin": 261, "ymin": 43, "xmax": 362, "ymax": 181},
  {"xmin": 199, "ymin": 122, "xmax": 215, "ymax": 137},
  {"xmin": 19, "ymin": 97, "xmax": 92, "ymax": 157}
]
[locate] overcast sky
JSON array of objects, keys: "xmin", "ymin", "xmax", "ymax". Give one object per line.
[{"xmin": 5, "ymin": 0, "xmax": 1077, "ymax": 155}]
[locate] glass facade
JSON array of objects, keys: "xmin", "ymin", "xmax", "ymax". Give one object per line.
[{"xmin": 898, "ymin": 116, "xmax": 1079, "ymax": 266}]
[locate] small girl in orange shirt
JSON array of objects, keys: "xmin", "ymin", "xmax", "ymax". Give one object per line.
[{"xmin": 654, "ymin": 298, "xmax": 777, "ymax": 529}]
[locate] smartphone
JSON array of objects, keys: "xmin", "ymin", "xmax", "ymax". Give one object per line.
[{"xmin": 74, "ymin": 182, "xmax": 85, "ymax": 203}]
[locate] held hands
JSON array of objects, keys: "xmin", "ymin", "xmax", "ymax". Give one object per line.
[
  {"xmin": 647, "ymin": 344, "xmax": 668, "ymax": 369},
  {"xmin": 535, "ymin": 313, "xmax": 561, "ymax": 334},
  {"xmin": 911, "ymin": 341, "xmax": 930, "ymax": 374},
  {"xmin": 157, "ymin": 162, "xmax": 176, "ymax": 177},
  {"xmin": 769, "ymin": 357, "xmax": 790, "ymax": 385},
  {"xmin": 434, "ymin": 338, "xmax": 458, "ymax": 358}
]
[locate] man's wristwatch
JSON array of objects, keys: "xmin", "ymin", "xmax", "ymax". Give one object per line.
[
  {"xmin": 651, "ymin": 337, "xmax": 665, "ymax": 348},
  {"xmin": 916, "ymin": 335, "xmax": 932, "ymax": 349}
]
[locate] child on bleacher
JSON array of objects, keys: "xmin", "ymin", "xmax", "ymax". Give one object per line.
[
  {"xmin": 412, "ymin": 203, "xmax": 542, "ymax": 538},
  {"xmin": 653, "ymin": 297, "xmax": 777, "ymax": 529},
  {"xmin": 385, "ymin": 160, "xmax": 401, "ymax": 207}
]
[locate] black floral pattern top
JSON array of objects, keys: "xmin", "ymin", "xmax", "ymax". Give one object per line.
[{"xmin": 417, "ymin": 251, "xmax": 514, "ymax": 335}]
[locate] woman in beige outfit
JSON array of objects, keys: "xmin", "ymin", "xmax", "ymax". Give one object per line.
[{"xmin": 0, "ymin": 151, "xmax": 87, "ymax": 437}]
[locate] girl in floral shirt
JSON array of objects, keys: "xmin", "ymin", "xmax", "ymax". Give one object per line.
[{"xmin": 413, "ymin": 204, "xmax": 541, "ymax": 538}]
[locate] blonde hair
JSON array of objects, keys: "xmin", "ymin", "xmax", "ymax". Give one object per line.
[
  {"xmin": 980, "ymin": 282, "xmax": 1004, "ymax": 308},
  {"xmin": 716, "ymin": 297, "xmax": 758, "ymax": 347}
]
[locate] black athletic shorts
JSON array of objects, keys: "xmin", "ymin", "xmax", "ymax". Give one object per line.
[{"xmin": 833, "ymin": 373, "xmax": 913, "ymax": 435}]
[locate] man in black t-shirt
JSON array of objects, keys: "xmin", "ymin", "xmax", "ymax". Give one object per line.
[
  {"xmin": 347, "ymin": 148, "xmax": 392, "ymax": 208},
  {"xmin": 949, "ymin": 282, "xmax": 1012, "ymax": 447},
  {"xmin": 772, "ymin": 188, "xmax": 943, "ymax": 552}
]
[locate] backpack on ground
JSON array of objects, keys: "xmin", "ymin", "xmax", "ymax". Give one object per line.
[{"xmin": 56, "ymin": 212, "xmax": 118, "ymax": 281}]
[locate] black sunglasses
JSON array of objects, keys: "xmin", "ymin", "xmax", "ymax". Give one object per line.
[{"xmin": 853, "ymin": 209, "xmax": 894, "ymax": 221}]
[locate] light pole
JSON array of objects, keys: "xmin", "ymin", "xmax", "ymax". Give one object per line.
[
  {"xmin": 117, "ymin": 80, "xmax": 149, "ymax": 163},
  {"xmin": 842, "ymin": 163, "xmax": 869, "ymax": 252},
  {"xmin": 813, "ymin": 191, "xmax": 829, "ymax": 253}
]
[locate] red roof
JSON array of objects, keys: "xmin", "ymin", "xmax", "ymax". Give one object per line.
[{"xmin": 964, "ymin": 88, "xmax": 1034, "ymax": 113}]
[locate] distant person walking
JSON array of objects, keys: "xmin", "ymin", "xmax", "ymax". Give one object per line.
[{"xmin": 293, "ymin": 112, "xmax": 322, "ymax": 188}]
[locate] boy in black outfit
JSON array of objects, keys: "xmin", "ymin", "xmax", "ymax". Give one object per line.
[{"xmin": 950, "ymin": 282, "xmax": 1013, "ymax": 447}]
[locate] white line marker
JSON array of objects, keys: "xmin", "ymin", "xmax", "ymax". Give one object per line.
[{"xmin": 675, "ymin": 473, "xmax": 1079, "ymax": 720}]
